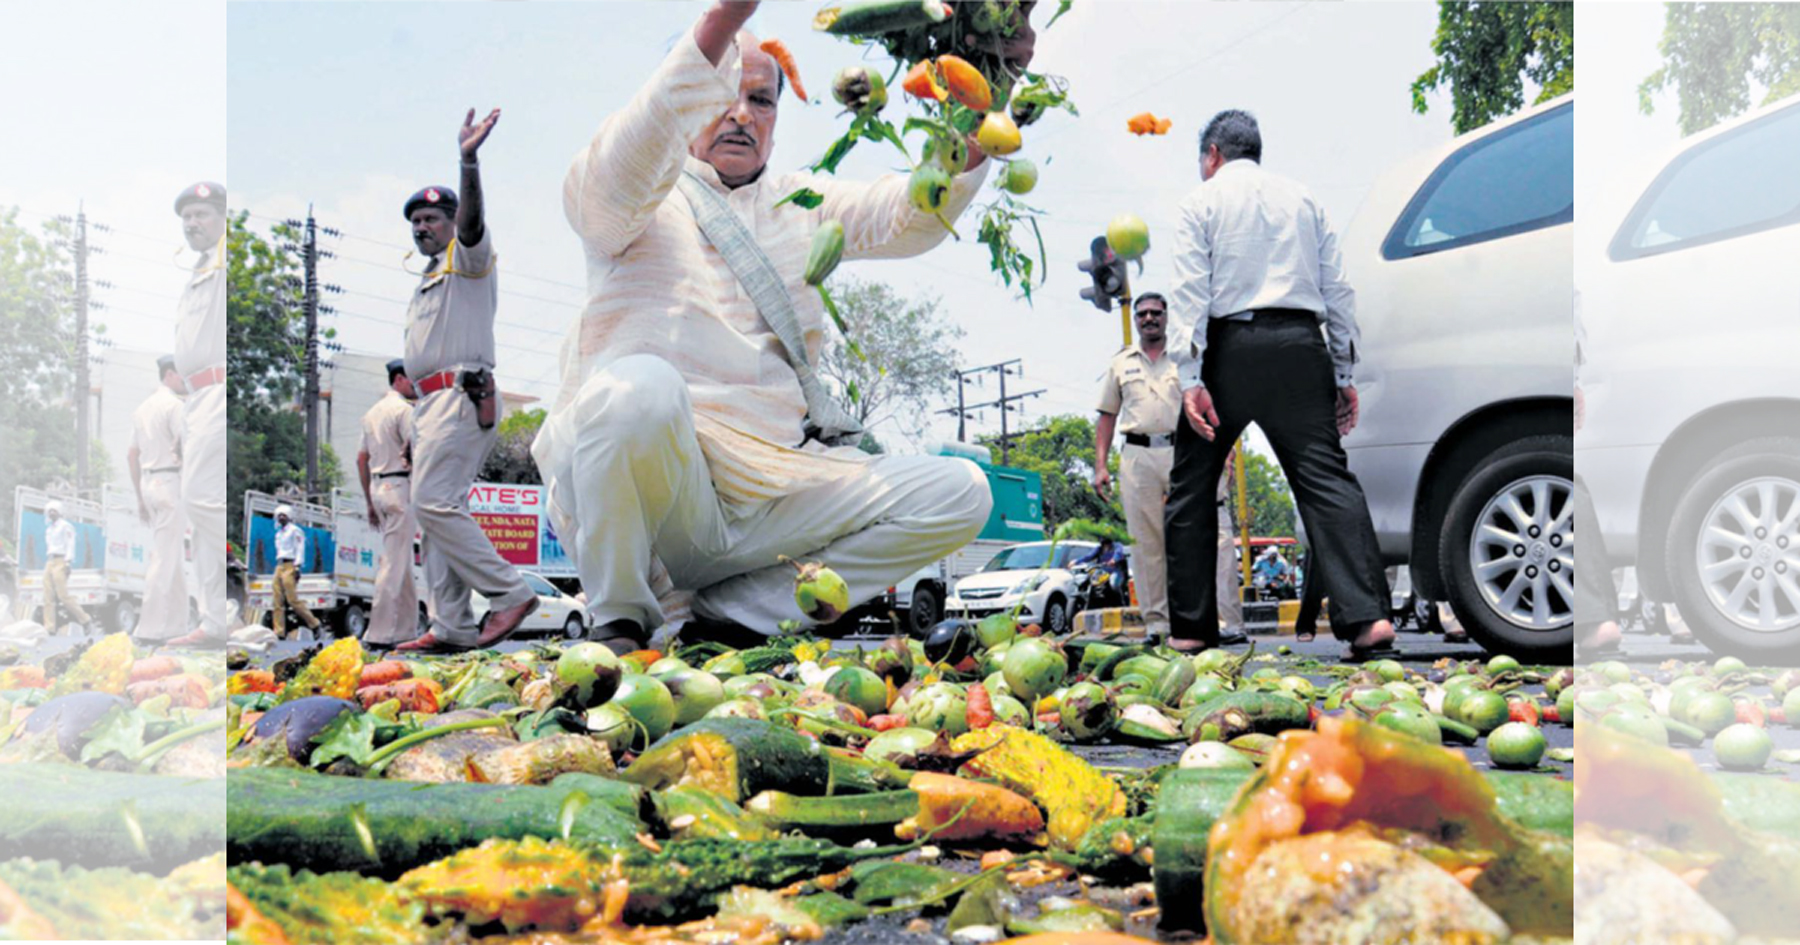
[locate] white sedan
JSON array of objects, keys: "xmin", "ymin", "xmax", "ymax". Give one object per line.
[
  {"xmin": 945, "ymin": 541, "xmax": 1096, "ymax": 634},
  {"xmin": 472, "ymin": 570, "xmax": 591, "ymax": 640}
]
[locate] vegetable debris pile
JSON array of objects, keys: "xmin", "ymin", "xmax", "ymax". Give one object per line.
[
  {"xmin": 0, "ymin": 632, "xmax": 228, "ymax": 939},
  {"xmin": 189, "ymin": 589, "xmax": 1601, "ymax": 945}
]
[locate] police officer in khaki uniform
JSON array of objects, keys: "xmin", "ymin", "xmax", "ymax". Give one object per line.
[
  {"xmin": 166, "ymin": 182, "xmax": 229, "ymax": 648},
  {"xmin": 128, "ymin": 354, "xmax": 187, "ymax": 641},
  {"xmin": 271, "ymin": 505, "xmax": 322, "ymax": 640},
  {"xmin": 358, "ymin": 359, "xmax": 420, "ymax": 646},
  {"xmin": 394, "ymin": 108, "xmax": 536, "ymax": 653},
  {"xmin": 1095, "ymin": 293, "xmax": 1247, "ymax": 644}
]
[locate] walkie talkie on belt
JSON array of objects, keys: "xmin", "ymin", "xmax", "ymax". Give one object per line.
[{"xmin": 461, "ymin": 368, "xmax": 498, "ymax": 430}]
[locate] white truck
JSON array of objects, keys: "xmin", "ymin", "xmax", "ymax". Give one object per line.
[
  {"xmin": 881, "ymin": 445, "xmax": 1047, "ymax": 636},
  {"xmin": 12, "ymin": 485, "xmax": 195, "ymax": 634},
  {"xmin": 242, "ymin": 491, "xmax": 339, "ymax": 633}
]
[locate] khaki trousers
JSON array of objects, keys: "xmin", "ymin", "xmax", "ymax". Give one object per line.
[
  {"xmin": 1119, "ymin": 443, "xmax": 1174, "ymax": 630},
  {"xmin": 365, "ymin": 476, "xmax": 421, "ymax": 645},
  {"xmin": 43, "ymin": 558, "xmax": 91, "ymax": 634},
  {"xmin": 138, "ymin": 470, "xmax": 189, "ymax": 641},
  {"xmin": 411, "ymin": 388, "xmax": 533, "ymax": 646},
  {"xmin": 1218, "ymin": 506, "xmax": 1245, "ymax": 632},
  {"xmin": 182, "ymin": 382, "xmax": 227, "ymax": 639},
  {"xmin": 273, "ymin": 561, "xmax": 320, "ymax": 638}
]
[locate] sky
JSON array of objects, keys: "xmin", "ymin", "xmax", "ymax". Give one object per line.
[{"xmin": 223, "ymin": 0, "xmax": 1480, "ymax": 458}]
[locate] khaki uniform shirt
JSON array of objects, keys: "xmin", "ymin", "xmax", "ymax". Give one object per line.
[
  {"xmin": 404, "ymin": 231, "xmax": 498, "ymax": 379},
  {"xmin": 1097, "ymin": 345, "xmax": 1182, "ymax": 436},
  {"xmin": 173, "ymin": 238, "xmax": 226, "ymax": 377},
  {"xmin": 359, "ymin": 390, "xmax": 414, "ymax": 475},
  {"xmin": 132, "ymin": 386, "xmax": 185, "ymax": 472}
]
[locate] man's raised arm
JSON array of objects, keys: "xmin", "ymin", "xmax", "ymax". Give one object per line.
[
  {"xmin": 563, "ymin": 1, "xmax": 753, "ymax": 257},
  {"xmin": 457, "ymin": 108, "xmax": 500, "ymax": 248}
]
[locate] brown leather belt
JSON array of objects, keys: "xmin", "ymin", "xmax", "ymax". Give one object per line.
[
  {"xmin": 416, "ymin": 370, "xmax": 460, "ymax": 395},
  {"xmin": 186, "ymin": 366, "xmax": 226, "ymax": 391}
]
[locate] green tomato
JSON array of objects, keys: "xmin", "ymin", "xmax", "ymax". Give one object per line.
[
  {"xmin": 1486, "ymin": 722, "xmax": 1547, "ymax": 768},
  {"xmin": 1714, "ymin": 723, "xmax": 1773, "ymax": 770}
]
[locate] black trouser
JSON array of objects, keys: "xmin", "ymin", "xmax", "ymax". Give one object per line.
[
  {"xmin": 1571, "ymin": 473, "xmax": 1617, "ymax": 632},
  {"xmin": 1166, "ymin": 311, "xmax": 1388, "ymax": 644}
]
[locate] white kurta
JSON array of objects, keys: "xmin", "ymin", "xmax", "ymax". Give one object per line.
[{"xmin": 534, "ymin": 31, "xmax": 992, "ymax": 634}]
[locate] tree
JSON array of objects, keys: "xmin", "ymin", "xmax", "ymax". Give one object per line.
[
  {"xmin": 1640, "ymin": 3, "xmax": 1800, "ymax": 135},
  {"xmin": 227, "ymin": 214, "xmax": 341, "ymax": 530},
  {"xmin": 818, "ymin": 277, "xmax": 965, "ymax": 441},
  {"xmin": 976, "ymin": 414, "xmax": 1124, "ymax": 531},
  {"xmin": 1237, "ymin": 450, "xmax": 1298, "ymax": 540},
  {"xmin": 1411, "ymin": 1, "xmax": 1574, "ymax": 134},
  {"xmin": 480, "ymin": 408, "xmax": 545, "ymax": 484},
  {"xmin": 0, "ymin": 209, "xmax": 107, "ymax": 535}
]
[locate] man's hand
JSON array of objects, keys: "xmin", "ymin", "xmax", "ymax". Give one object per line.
[
  {"xmin": 459, "ymin": 108, "xmax": 501, "ymax": 160},
  {"xmin": 1574, "ymin": 384, "xmax": 1584, "ymax": 433},
  {"xmin": 1183, "ymin": 387, "xmax": 1220, "ymax": 441},
  {"xmin": 1093, "ymin": 468, "xmax": 1112, "ymax": 501},
  {"xmin": 368, "ymin": 506, "xmax": 380, "ymax": 528},
  {"xmin": 138, "ymin": 502, "xmax": 150, "ymax": 525},
  {"xmin": 1335, "ymin": 385, "xmax": 1360, "ymax": 437}
]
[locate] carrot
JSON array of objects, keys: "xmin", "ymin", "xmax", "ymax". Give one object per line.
[
  {"xmin": 0, "ymin": 666, "xmax": 48, "ymax": 690},
  {"xmin": 127, "ymin": 673, "xmax": 211, "ymax": 709},
  {"xmin": 966, "ymin": 682, "xmax": 995, "ymax": 730},
  {"xmin": 903, "ymin": 59, "xmax": 947, "ymax": 102},
  {"xmin": 1126, "ymin": 112, "xmax": 1173, "ymax": 136},
  {"xmin": 358, "ymin": 660, "xmax": 412, "ymax": 690},
  {"xmin": 760, "ymin": 38, "xmax": 808, "ymax": 102},
  {"xmin": 936, "ymin": 55, "xmax": 991, "ymax": 112},
  {"xmin": 357, "ymin": 677, "xmax": 443, "ymax": 714},
  {"xmin": 895, "ymin": 771, "xmax": 1044, "ymax": 842},
  {"xmin": 229, "ymin": 670, "xmax": 280, "ymax": 695},
  {"xmin": 129, "ymin": 656, "xmax": 183, "ymax": 685}
]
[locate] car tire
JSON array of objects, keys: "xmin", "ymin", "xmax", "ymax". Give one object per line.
[
  {"xmin": 339, "ymin": 601, "xmax": 369, "ymax": 641},
  {"xmin": 563, "ymin": 614, "xmax": 586, "ymax": 641},
  {"xmin": 1664, "ymin": 437, "xmax": 1800, "ymax": 661},
  {"xmin": 1044, "ymin": 593, "xmax": 1069, "ymax": 635},
  {"xmin": 1438, "ymin": 434, "xmax": 1574, "ymax": 661},
  {"xmin": 111, "ymin": 598, "xmax": 139, "ymax": 636},
  {"xmin": 908, "ymin": 585, "xmax": 941, "ymax": 638}
]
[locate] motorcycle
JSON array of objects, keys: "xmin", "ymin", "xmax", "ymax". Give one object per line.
[{"xmin": 1070, "ymin": 560, "xmax": 1128, "ymax": 613}]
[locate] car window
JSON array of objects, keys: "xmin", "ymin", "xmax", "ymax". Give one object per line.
[
  {"xmin": 1383, "ymin": 102, "xmax": 1573, "ymax": 259},
  {"xmin": 983, "ymin": 545, "xmax": 1051, "ymax": 572},
  {"xmin": 1611, "ymin": 101, "xmax": 1800, "ymax": 259},
  {"xmin": 523, "ymin": 573, "xmax": 555, "ymax": 596}
]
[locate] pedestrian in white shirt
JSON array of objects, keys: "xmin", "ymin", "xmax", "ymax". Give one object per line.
[
  {"xmin": 358, "ymin": 359, "xmax": 421, "ymax": 646},
  {"xmin": 270, "ymin": 505, "xmax": 321, "ymax": 640},
  {"xmin": 1164, "ymin": 110, "xmax": 1394, "ymax": 660},
  {"xmin": 531, "ymin": 0, "xmax": 1033, "ymax": 653},
  {"xmin": 41, "ymin": 501, "xmax": 93, "ymax": 636},
  {"xmin": 128, "ymin": 355, "xmax": 188, "ymax": 642},
  {"xmin": 393, "ymin": 109, "xmax": 538, "ymax": 653}
]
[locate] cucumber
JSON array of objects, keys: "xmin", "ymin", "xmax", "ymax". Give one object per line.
[
  {"xmin": 623, "ymin": 718, "xmax": 829, "ymax": 803},
  {"xmin": 0, "ymin": 764, "xmax": 225, "ymax": 873},
  {"xmin": 814, "ymin": 0, "xmax": 950, "ymax": 36},
  {"xmin": 227, "ymin": 767, "xmax": 644, "ymax": 875},
  {"xmin": 746, "ymin": 789, "xmax": 920, "ymax": 832},
  {"xmin": 1181, "ymin": 691, "xmax": 1311, "ymax": 742}
]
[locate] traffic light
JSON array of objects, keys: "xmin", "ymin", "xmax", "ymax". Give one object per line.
[{"xmin": 1077, "ymin": 236, "xmax": 1128, "ymax": 311}]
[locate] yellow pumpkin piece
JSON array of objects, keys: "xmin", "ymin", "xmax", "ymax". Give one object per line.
[
  {"xmin": 49, "ymin": 632, "xmax": 136, "ymax": 696},
  {"xmin": 275, "ymin": 637, "xmax": 365, "ymax": 703},
  {"xmin": 951, "ymin": 724, "xmax": 1127, "ymax": 849}
]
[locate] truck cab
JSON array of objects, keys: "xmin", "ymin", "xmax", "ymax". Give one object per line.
[{"xmin": 13, "ymin": 487, "xmax": 110, "ymax": 630}]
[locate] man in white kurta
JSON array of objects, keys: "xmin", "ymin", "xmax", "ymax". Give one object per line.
[
  {"xmin": 166, "ymin": 182, "xmax": 228, "ymax": 648},
  {"xmin": 533, "ymin": 1, "xmax": 1033, "ymax": 651},
  {"xmin": 358, "ymin": 360, "xmax": 420, "ymax": 646},
  {"xmin": 128, "ymin": 354, "xmax": 187, "ymax": 642}
]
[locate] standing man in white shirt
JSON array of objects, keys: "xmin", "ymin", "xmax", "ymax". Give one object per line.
[
  {"xmin": 41, "ymin": 501, "xmax": 93, "ymax": 636},
  {"xmin": 1165, "ymin": 110, "xmax": 1394, "ymax": 660},
  {"xmin": 165, "ymin": 182, "xmax": 228, "ymax": 648},
  {"xmin": 358, "ymin": 359, "xmax": 420, "ymax": 646},
  {"xmin": 270, "ymin": 504, "xmax": 321, "ymax": 641},
  {"xmin": 128, "ymin": 355, "xmax": 188, "ymax": 642},
  {"xmin": 393, "ymin": 109, "xmax": 538, "ymax": 653}
]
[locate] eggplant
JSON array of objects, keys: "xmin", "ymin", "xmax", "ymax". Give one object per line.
[
  {"xmin": 922, "ymin": 619, "xmax": 975, "ymax": 666},
  {"xmin": 248, "ymin": 695, "xmax": 359, "ymax": 762},
  {"xmin": 16, "ymin": 692, "xmax": 130, "ymax": 758}
]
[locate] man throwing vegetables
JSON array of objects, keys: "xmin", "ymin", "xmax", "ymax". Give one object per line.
[{"xmin": 533, "ymin": 0, "xmax": 1035, "ymax": 653}]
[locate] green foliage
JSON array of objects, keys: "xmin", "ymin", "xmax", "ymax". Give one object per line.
[
  {"xmin": 1411, "ymin": 1, "xmax": 1574, "ymax": 134},
  {"xmin": 976, "ymin": 414, "xmax": 1123, "ymax": 531},
  {"xmin": 479, "ymin": 407, "xmax": 546, "ymax": 484},
  {"xmin": 1641, "ymin": 3, "xmax": 1800, "ymax": 135},
  {"xmin": 227, "ymin": 214, "xmax": 341, "ymax": 529},
  {"xmin": 818, "ymin": 277, "xmax": 966, "ymax": 437},
  {"xmin": 1238, "ymin": 449, "xmax": 1297, "ymax": 541}
]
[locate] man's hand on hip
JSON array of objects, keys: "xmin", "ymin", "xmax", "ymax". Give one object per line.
[
  {"xmin": 1336, "ymin": 385, "xmax": 1360, "ymax": 437},
  {"xmin": 1093, "ymin": 468, "xmax": 1112, "ymax": 501},
  {"xmin": 368, "ymin": 506, "xmax": 381, "ymax": 528},
  {"xmin": 1183, "ymin": 387, "xmax": 1220, "ymax": 441}
]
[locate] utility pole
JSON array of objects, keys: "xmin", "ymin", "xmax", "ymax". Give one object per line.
[
  {"xmin": 285, "ymin": 208, "xmax": 342, "ymax": 500},
  {"xmin": 60, "ymin": 206, "xmax": 109, "ymax": 495},
  {"xmin": 938, "ymin": 359, "xmax": 1043, "ymax": 464}
]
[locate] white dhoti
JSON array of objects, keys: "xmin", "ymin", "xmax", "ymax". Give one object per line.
[
  {"xmin": 411, "ymin": 388, "xmax": 535, "ymax": 646},
  {"xmin": 534, "ymin": 355, "xmax": 992, "ymax": 634},
  {"xmin": 181, "ymin": 382, "xmax": 226, "ymax": 640},
  {"xmin": 365, "ymin": 476, "xmax": 420, "ymax": 645},
  {"xmin": 137, "ymin": 469, "xmax": 188, "ymax": 641}
]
